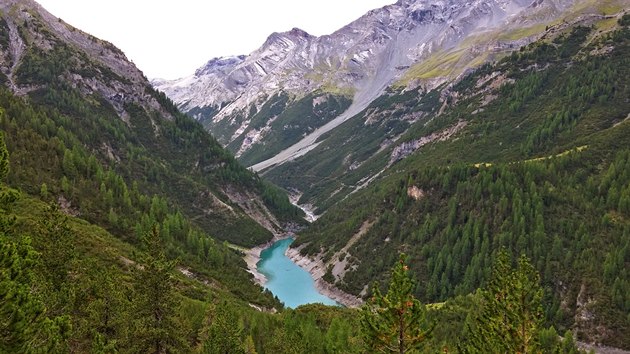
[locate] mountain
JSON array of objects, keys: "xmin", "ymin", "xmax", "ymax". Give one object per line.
[
  {"xmin": 0, "ymin": 0, "xmax": 303, "ymax": 248},
  {"xmin": 154, "ymin": 0, "xmax": 592, "ymax": 169},
  {"xmin": 2, "ymin": 0, "xmax": 629, "ymax": 352},
  {"xmin": 155, "ymin": 0, "xmax": 626, "ymax": 211},
  {"xmin": 0, "ymin": 0, "xmax": 319, "ymax": 351},
  {"xmin": 162, "ymin": 0, "xmax": 630, "ymax": 347},
  {"xmin": 293, "ymin": 15, "xmax": 630, "ymax": 347}
]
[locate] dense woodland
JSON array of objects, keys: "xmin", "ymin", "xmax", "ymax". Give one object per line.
[
  {"xmin": 0, "ymin": 149, "xmax": 585, "ymax": 352},
  {"xmin": 296, "ymin": 18, "xmax": 630, "ymax": 348},
  {"xmin": 1, "ymin": 2, "xmax": 629, "ymax": 353},
  {"xmin": 1, "ymin": 7, "xmax": 303, "ymax": 248}
]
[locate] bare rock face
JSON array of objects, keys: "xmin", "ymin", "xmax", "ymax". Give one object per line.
[{"xmin": 154, "ymin": 0, "xmax": 582, "ymax": 169}]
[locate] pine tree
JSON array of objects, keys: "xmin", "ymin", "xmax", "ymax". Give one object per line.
[
  {"xmin": 264, "ymin": 327, "xmax": 304, "ymax": 354},
  {"xmin": 460, "ymin": 250, "xmax": 544, "ymax": 353},
  {"xmin": 132, "ymin": 225, "xmax": 187, "ymax": 353},
  {"xmin": 325, "ymin": 317, "xmax": 355, "ymax": 353},
  {"xmin": 361, "ymin": 253, "xmax": 432, "ymax": 353},
  {"xmin": 0, "ymin": 235, "xmax": 46, "ymax": 352},
  {"xmin": 0, "ymin": 131, "xmax": 8, "ymax": 182},
  {"xmin": 243, "ymin": 335, "xmax": 257, "ymax": 354},
  {"xmin": 84, "ymin": 266, "xmax": 131, "ymax": 352},
  {"xmin": 198, "ymin": 302, "xmax": 245, "ymax": 354},
  {"xmin": 37, "ymin": 204, "xmax": 75, "ymax": 292}
]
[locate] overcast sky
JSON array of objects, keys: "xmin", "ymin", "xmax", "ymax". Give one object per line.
[{"xmin": 36, "ymin": 0, "xmax": 395, "ymax": 79}]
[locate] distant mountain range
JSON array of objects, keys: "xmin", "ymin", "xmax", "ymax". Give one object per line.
[{"xmin": 154, "ymin": 0, "xmax": 589, "ymax": 170}]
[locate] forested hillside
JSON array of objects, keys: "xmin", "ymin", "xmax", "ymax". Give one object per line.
[
  {"xmin": 0, "ymin": 160, "xmax": 585, "ymax": 352},
  {"xmin": 294, "ymin": 16, "xmax": 630, "ymax": 348},
  {"xmin": 0, "ymin": 0, "xmax": 302, "ymax": 248}
]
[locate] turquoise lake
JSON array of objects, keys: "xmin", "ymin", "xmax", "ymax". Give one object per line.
[{"xmin": 257, "ymin": 238, "xmax": 339, "ymax": 308}]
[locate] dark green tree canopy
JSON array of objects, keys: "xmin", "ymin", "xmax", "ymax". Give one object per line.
[{"xmin": 361, "ymin": 253, "xmax": 432, "ymax": 353}]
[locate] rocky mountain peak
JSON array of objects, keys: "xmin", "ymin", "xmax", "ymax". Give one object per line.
[
  {"xmin": 288, "ymin": 27, "xmax": 313, "ymax": 38},
  {"xmin": 194, "ymin": 55, "xmax": 246, "ymax": 77},
  {"xmin": 262, "ymin": 27, "xmax": 314, "ymax": 50},
  {"xmin": 0, "ymin": 0, "xmax": 175, "ymax": 121}
]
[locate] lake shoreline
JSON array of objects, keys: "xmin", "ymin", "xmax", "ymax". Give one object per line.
[
  {"xmin": 243, "ymin": 235, "xmax": 362, "ymax": 308},
  {"xmin": 285, "ymin": 245, "xmax": 363, "ymax": 308},
  {"xmin": 243, "ymin": 233, "xmax": 293, "ymax": 286}
]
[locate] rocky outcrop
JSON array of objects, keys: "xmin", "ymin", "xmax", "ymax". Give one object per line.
[
  {"xmin": 222, "ymin": 186, "xmax": 284, "ymax": 236},
  {"xmin": 390, "ymin": 120, "xmax": 467, "ymax": 164}
]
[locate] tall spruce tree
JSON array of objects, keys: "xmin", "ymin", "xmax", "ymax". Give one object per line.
[
  {"xmin": 132, "ymin": 225, "xmax": 187, "ymax": 353},
  {"xmin": 460, "ymin": 250, "xmax": 544, "ymax": 353},
  {"xmin": 198, "ymin": 302, "xmax": 245, "ymax": 354},
  {"xmin": 84, "ymin": 266, "xmax": 131, "ymax": 352},
  {"xmin": 361, "ymin": 253, "xmax": 432, "ymax": 353}
]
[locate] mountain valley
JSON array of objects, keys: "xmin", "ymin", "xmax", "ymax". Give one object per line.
[
  {"xmin": 155, "ymin": 0, "xmax": 630, "ymax": 349},
  {"xmin": 1, "ymin": 0, "xmax": 629, "ymax": 352}
]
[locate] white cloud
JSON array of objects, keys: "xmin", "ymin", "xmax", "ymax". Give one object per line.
[{"xmin": 36, "ymin": 0, "xmax": 395, "ymax": 79}]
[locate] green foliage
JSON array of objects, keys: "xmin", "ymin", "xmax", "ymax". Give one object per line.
[
  {"xmin": 460, "ymin": 251, "xmax": 543, "ymax": 353},
  {"xmin": 539, "ymin": 327, "xmax": 582, "ymax": 354},
  {"xmin": 0, "ymin": 131, "xmax": 8, "ymax": 182},
  {"xmin": 36, "ymin": 204, "xmax": 75, "ymax": 293},
  {"xmin": 82, "ymin": 266, "xmax": 131, "ymax": 353},
  {"xmin": 259, "ymin": 180, "xmax": 305, "ymax": 222},
  {"xmin": 0, "ymin": 145, "xmax": 71, "ymax": 352},
  {"xmin": 0, "ymin": 235, "xmax": 47, "ymax": 352},
  {"xmin": 0, "ymin": 17, "xmax": 9, "ymax": 51},
  {"xmin": 361, "ymin": 254, "xmax": 432, "ymax": 353},
  {"xmin": 132, "ymin": 226, "xmax": 188, "ymax": 353},
  {"xmin": 293, "ymin": 23, "xmax": 630, "ymax": 347},
  {"xmin": 198, "ymin": 302, "xmax": 245, "ymax": 354}
]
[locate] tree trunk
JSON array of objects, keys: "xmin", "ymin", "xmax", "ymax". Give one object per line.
[{"xmin": 399, "ymin": 310, "xmax": 405, "ymax": 354}]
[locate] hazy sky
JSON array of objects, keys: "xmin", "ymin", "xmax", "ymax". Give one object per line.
[{"xmin": 36, "ymin": 0, "xmax": 395, "ymax": 79}]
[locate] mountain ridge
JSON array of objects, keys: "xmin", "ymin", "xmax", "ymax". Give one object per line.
[
  {"xmin": 153, "ymin": 0, "xmax": 602, "ymax": 172},
  {"xmin": 287, "ymin": 16, "xmax": 630, "ymax": 347},
  {"xmin": 0, "ymin": 0, "xmax": 304, "ymax": 248}
]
